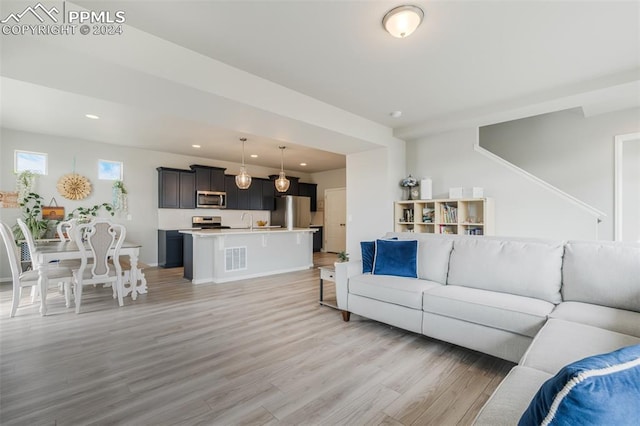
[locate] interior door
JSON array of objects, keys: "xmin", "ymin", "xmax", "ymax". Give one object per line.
[{"xmin": 324, "ymin": 188, "xmax": 346, "ymax": 253}]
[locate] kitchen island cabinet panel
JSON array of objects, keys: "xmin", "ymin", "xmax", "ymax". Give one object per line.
[
  {"xmin": 181, "ymin": 228, "xmax": 316, "ymax": 284},
  {"xmin": 158, "ymin": 230, "xmax": 184, "ymax": 267}
]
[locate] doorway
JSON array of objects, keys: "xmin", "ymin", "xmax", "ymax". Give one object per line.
[
  {"xmin": 615, "ymin": 133, "xmax": 640, "ymax": 242},
  {"xmin": 324, "ymin": 187, "xmax": 346, "ymax": 253}
]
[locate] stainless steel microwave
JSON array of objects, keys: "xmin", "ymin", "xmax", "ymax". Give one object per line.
[{"xmin": 196, "ymin": 191, "xmax": 226, "ymax": 209}]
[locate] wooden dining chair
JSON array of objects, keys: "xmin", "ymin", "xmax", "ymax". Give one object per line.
[
  {"xmin": 0, "ymin": 222, "xmax": 73, "ymax": 317},
  {"xmin": 72, "ymin": 218, "xmax": 126, "ymax": 313}
]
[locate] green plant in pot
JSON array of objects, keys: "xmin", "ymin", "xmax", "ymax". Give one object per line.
[
  {"xmin": 12, "ymin": 192, "xmax": 49, "ymax": 241},
  {"xmin": 337, "ymin": 251, "xmax": 349, "ymax": 262}
]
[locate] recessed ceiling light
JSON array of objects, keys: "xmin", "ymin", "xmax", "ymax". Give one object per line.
[
  {"xmin": 300, "ymin": 163, "xmax": 307, "ymax": 167},
  {"xmin": 390, "ymin": 111, "xmax": 402, "ymax": 118},
  {"xmin": 250, "ymin": 154, "xmax": 258, "ymax": 158},
  {"xmin": 192, "ymin": 144, "xmax": 201, "ymax": 148},
  {"xmin": 85, "ymin": 114, "xmax": 100, "ymax": 119}
]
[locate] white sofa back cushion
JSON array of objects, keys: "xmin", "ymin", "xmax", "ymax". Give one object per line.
[
  {"xmin": 386, "ymin": 233, "xmax": 453, "ymax": 284},
  {"xmin": 447, "ymin": 238, "xmax": 564, "ymax": 304},
  {"xmin": 562, "ymin": 241, "xmax": 640, "ymax": 313}
]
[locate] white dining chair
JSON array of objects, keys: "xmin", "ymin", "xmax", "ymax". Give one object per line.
[
  {"xmin": 56, "ymin": 218, "xmax": 77, "ymax": 242},
  {"xmin": 1, "ymin": 222, "xmax": 73, "ymax": 317},
  {"xmin": 72, "ymin": 218, "xmax": 126, "ymax": 313},
  {"xmin": 54, "ymin": 218, "xmax": 82, "ymax": 271},
  {"xmin": 16, "ymin": 218, "xmax": 74, "ymax": 307}
]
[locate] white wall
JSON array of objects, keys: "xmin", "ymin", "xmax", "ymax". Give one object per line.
[
  {"xmin": 346, "ymin": 144, "xmax": 405, "ymax": 259},
  {"xmin": 480, "ymin": 107, "xmax": 640, "ymax": 239},
  {"xmin": 407, "ymin": 127, "xmax": 599, "ymax": 240}
]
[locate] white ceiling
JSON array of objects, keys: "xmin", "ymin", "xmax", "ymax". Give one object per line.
[{"xmin": 1, "ymin": 0, "xmax": 639, "ymax": 173}]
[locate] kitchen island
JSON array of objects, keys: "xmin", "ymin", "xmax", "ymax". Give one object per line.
[{"xmin": 180, "ymin": 228, "xmax": 317, "ymax": 284}]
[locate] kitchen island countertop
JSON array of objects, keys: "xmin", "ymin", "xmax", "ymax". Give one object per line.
[{"xmin": 180, "ymin": 227, "xmax": 317, "ymax": 236}]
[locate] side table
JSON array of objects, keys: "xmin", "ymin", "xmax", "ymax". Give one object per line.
[{"xmin": 319, "ymin": 266, "xmax": 338, "ymax": 309}]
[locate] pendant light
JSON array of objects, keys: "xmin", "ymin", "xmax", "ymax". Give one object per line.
[
  {"xmin": 275, "ymin": 146, "xmax": 290, "ymax": 192},
  {"xmin": 235, "ymin": 137, "xmax": 252, "ymax": 189}
]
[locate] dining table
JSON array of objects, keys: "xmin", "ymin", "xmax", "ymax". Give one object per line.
[{"xmin": 32, "ymin": 240, "xmax": 146, "ymax": 315}]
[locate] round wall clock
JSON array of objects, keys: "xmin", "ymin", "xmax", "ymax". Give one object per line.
[{"xmin": 57, "ymin": 173, "xmax": 92, "ymax": 200}]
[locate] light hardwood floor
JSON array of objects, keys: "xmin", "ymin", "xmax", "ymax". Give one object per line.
[{"xmin": 0, "ymin": 253, "xmax": 513, "ymax": 425}]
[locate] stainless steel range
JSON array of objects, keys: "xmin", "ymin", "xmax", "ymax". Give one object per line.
[{"xmin": 192, "ymin": 216, "xmax": 230, "ymax": 229}]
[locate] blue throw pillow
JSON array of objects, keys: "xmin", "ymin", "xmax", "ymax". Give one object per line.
[
  {"xmin": 519, "ymin": 344, "xmax": 640, "ymax": 426},
  {"xmin": 361, "ymin": 237, "xmax": 398, "ymax": 274},
  {"xmin": 361, "ymin": 241, "xmax": 375, "ymax": 274},
  {"xmin": 372, "ymin": 239, "xmax": 418, "ymax": 278}
]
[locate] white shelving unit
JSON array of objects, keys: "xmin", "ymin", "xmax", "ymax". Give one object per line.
[{"xmin": 394, "ymin": 198, "xmax": 494, "ymax": 235}]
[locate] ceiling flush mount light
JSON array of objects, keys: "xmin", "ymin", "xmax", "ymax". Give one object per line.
[
  {"xmin": 250, "ymin": 154, "xmax": 258, "ymax": 158},
  {"xmin": 390, "ymin": 110, "xmax": 402, "ymax": 118},
  {"xmin": 382, "ymin": 5, "xmax": 424, "ymax": 38},
  {"xmin": 85, "ymin": 114, "xmax": 100, "ymax": 119},
  {"xmin": 235, "ymin": 137, "xmax": 252, "ymax": 189},
  {"xmin": 300, "ymin": 163, "xmax": 307, "ymax": 167},
  {"xmin": 192, "ymin": 144, "xmax": 201, "ymax": 148},
  {"xmin": 275, "ymin": 146, "xmax": 290, "ymax": 193}
]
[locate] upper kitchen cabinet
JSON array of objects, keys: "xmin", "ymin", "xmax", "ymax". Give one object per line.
[
  {"xmin": 157, "ymin": 167, "xmax": 195, "ymax": 208},
  {"xmin": 269, "ymin": 175, "xmax": 299, "ymax": 196},
  {"xmin": 191, "ymin": 165, "xmax": 226, "ymax": 192},
  {"xmin": 225, "ymin": 176, "xmax": 275, "ymax": 211},
  {"xmin": 298, "ymin": 182, "xmax": 318, "ymax": 211}
]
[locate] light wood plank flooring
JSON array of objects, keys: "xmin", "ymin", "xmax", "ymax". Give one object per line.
[{"xmin": 0, "ymin": 253, "xmax": 513, "ymax": 425}]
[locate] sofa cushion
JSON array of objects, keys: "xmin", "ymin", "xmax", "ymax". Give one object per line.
[
  {"xmin": 349, "ymin": 274, "xmax": 441, "ymax": 310},
  {"xmin": 361, "ymin": 241, "xmax": 375, "ymax": 274},
  {"xmin": 519, "ymin": 344, "xmax": 640, "ymax": 426},
  {"xmin": 562, "ymin": 240, "xmax": 640, "ymax": 313},
  {"xmin": 361, "ymin": 237, "xmax": 398, "ymax": 274},
  {"xmin": 550, "ymin": 301, "xmax": 640, "ymax": 338},
  {"xmin": 386, "ymin": 233, "xmax": 453, "ymax": 284},
  {"xmin": 474, "ymin": 366, "xmax": 553, "ymax": 426},
  {"xmin": 447, "ymin": 238, "xmax": 564, "ymax": 304},
  {"xmin": 520, "ymin": 318, "xmax": 640, "ymax": 375},
  {"xmin": 423, "ymin": 285, "xmax": 553, "ymax": 338},
  {"xmin": 373, "ymin": 239, "xmax": 418, "ymax": 278}
]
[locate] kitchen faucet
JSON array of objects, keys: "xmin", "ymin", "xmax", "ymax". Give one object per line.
[{"xmin": 241, "ymin": 212, "xmax": 253, "ymax": 230}]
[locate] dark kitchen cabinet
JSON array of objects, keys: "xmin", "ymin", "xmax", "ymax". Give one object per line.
[
  {"xmin": 261, "ymin": 179, "xmax": 275, "ymax": 211},
  {"xmin": 158, "ymin": 167, "xmax": 195, "ymax": 209},
  {"xmin": 298, "ymin": 182, "xmax": 318, "ymax": 211},
  {"xmin": 183, "ymin": 233, "xmax": 193, "ymax": 280},
  {"xmin": 179, "ymin": 172, "xmax": 195, "ymax": 208},
  {"xmin": 269, "ymin": 175, "xmax": 299, "ymax": 196},
  {"xmin": 225, "ymin": 176, "xmax": 275, "ymax": 211},
  {"xmin": 158, "ymin": 230, "xmax": 184, "ymax": 267},
  {"xmin": 248, "ymin": 178, "xmax": 264, "ymax": 210},
  {"xmin": 311, "ymin": 226, "xmax": 323, "ymax": 252},
  {"xmin": 191, "ymin": 165, "xmax": 226, "ymax": 192}
]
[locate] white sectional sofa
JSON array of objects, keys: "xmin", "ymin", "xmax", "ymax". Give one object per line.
[{"xmin": 334, "ymin": 233, "xmax": 640, "ymax": 425}]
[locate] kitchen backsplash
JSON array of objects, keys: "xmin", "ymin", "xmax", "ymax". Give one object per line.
[{"xmin": 158, "ymin": 209, "xmax": 271, "ymax": 229}]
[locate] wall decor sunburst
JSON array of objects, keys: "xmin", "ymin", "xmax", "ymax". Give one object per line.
[{"xmin": 57, "ymin": 173, "xmax": 92, "ymax": 200}]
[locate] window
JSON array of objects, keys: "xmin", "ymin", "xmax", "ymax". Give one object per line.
[
  {"xmin": 98, "ymin": 160, "xmax": 123, "ymax": 180},
  {"xmin": 14, "ymin": 150, "xmax": 48, "ymax": 175}
]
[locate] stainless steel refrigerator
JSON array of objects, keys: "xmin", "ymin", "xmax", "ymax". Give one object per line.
[{"xmin": 272, "ymin": 196, "xmax": 311, "ymax": 230}]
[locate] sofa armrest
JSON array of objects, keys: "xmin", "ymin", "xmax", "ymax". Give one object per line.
[{"xmin": 334, "ymin": 260, "xmax": 362, "ymax": 310}]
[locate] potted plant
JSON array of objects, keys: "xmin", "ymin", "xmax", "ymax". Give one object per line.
[
  {"xmin": 337, "ymin": 251, "xmax": 350, "ymax": 262},
  {"xmin": 12, "ymin": 192, "xmax": 49, "ymax": 241},
  {"xmin": 400, "ymin": 175, "xmax": 420, "ymax": 200}
]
